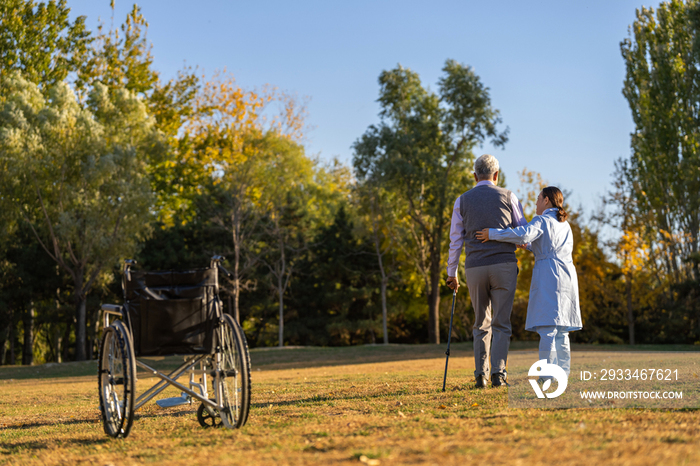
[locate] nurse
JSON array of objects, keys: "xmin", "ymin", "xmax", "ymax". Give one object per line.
[{"xmin": 475, "ymin": 186, "xmax": 582, "ymax": 376}]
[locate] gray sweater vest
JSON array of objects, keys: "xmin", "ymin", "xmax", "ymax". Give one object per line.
[{"xmin": 459, "ymin": 184, "xmax": 517, "ymax": 269}]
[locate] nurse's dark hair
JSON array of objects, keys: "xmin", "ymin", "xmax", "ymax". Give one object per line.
[{"xmin": 541, "ymin": 186, "xmax": 568, "ymax": 222}]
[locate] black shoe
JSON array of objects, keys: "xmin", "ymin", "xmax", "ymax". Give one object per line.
[
  {"xmin": 491, "ymin": 373, "xmax": 508, "ymax": 388},
  {"xmin": 475, "ymin": 375, "xmax": 488, "ymax": 388}
]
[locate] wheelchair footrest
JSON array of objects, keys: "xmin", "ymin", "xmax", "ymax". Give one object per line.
[{"xmin": 156, "ymin": 394, "xmax": 191, "ymax": 408}]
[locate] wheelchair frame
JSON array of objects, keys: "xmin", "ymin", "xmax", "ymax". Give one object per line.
[{"xmin": 97, "ymin": 256, "xmax": 251, "ymax": 438}]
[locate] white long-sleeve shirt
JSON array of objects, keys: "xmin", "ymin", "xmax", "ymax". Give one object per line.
[{"xmin": 446, "ymin": 180, "xmax": 527, "ymax": 277}]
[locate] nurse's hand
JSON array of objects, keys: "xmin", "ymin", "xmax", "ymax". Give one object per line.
[{"xmin": 475, "ymin": 228, "xmax": 490, "ymax": 243}]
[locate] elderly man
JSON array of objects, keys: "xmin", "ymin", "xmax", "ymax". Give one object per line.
[{"xmin": 446, "ymin": 154, "xmax": 526, "ymax": 388}]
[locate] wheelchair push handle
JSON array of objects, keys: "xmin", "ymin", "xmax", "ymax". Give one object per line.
[
  {"xmin": 217, "ymin": 263, "xmax": 233, "ymax": 278},
  {"xmin": 210, "ymin": 256, "xmax": 232, "ymax": 278},
  {"xmin": 123, "ymin": 259, "xmax": 137, "ymax": 282}
]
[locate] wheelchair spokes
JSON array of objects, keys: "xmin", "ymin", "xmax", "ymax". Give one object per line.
[
  {"xmin": 98, "ymin": 321, "xmax": 135, "ymax": 438},
  {"xmin": 215, "ymin": 315, "xmax": 251, "ymax": 429}
]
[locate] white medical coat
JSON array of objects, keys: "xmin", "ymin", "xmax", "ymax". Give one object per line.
[{"xmin": 489, "ymin": 208, "xmax": 582, "ymax": 332}]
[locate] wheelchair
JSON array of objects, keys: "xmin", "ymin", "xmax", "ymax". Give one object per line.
[{"xmin": 97, "ymin": 256, "xmax": 251, "ymax": 438}]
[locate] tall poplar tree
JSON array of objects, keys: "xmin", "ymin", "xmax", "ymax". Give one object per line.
[
  {"xmin": 621, "ymin": 0, "xmax": 700, "ymax": 284},
  {"xmin": 0, "ymin": 0, "xmax": 91, "ymax": 86}
]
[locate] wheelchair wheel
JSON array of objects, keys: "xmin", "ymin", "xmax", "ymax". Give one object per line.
[
  {"xmin": 215, "ymin": 314, "xmax": 251, "ymax": 429},
  {"xmin": 98, "ymin": 320, "xmax": 136, "ymax": 438}
]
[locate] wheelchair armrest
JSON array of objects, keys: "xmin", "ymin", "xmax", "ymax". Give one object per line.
[
  {"xmin": 102, "ymin": 304, "xmax": 123, "ymax": 313},
  {"xmin": 101, "ymin": 304, "xmax": 124, "ymax": 329}
]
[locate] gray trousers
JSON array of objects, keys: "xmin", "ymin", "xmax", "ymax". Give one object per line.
[{"xmin": 464, "ymin": 261, "xmax": 518, "ymax": 378}]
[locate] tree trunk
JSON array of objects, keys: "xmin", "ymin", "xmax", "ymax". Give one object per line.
[
  {"xmin": 61, "ymin": 321, "xmax": 71, "ymax": 362},
  {"xmin": 75, "ymin": 285, "xmax": 87, "ymax": 361},
  {"xmin": 22, "ymin": 306, "xmax": 34, "ymax": 366},
  {"xmin": 277, "ymin": 231, "xmax": 286, "ymax": 348},
  {"xmin": 660, "ymin": 215, "xmax": 681, "ymax": 284},
  {"xmin": 381, "ymin": 277, "xmax": 388, "ymax": 345},
  {"xmin": 9, "ymin": 323, "xmax": 16, "ymax": 365},
  {"xmin": 427, "ymin": 231, "xmax": 442, "ymax": 344},
  {"xmin": 278, "ymin": 277, "xmax": 284, "ymax": 348},
  {"xmin": 232, "ymin": 212, "xmax": 242, "ymax": 323},
  {"xmin": 372, "ymin": 216, "xmax": 390, "ymax": 345},
  {"xmin": 233, "ymin": 285, "xmax": 240, "ymax": 323},
  {"xmin": 0, "ymin": 324, "xmax": 9, "ymax": 365},
  {"xmin": 233, "ymin": 259, "xmax": 241, "ymax": 323},
  {"xmin": 697, "ymin": 300, "xmax": 700, "ymax": 348},
  {"xmin": 427, "ymin": 279, "xmax": 441, "ymax": 343},
  {"xmin": 53, "ymin": 326, "xmax": 62, "ymax": 363},
  {"xmin": 691, "ymin": 234, "xmax": 700, "ymax": 283},
  {"xmin": 626, "ymin": 272, "xmax": 635, "ymax": 345},
  {"xmin": 87, "ymin": 308, "xmax": 99, "ymax": 360}
]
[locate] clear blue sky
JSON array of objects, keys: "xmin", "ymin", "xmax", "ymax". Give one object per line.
[{"xmin": 67, "ymin": 0, "xmax": 650, "ymax": 216}]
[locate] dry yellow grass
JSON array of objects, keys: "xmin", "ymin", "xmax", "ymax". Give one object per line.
[{"xmin": 1, "ymin": 344, "xmax": 699, "ymax": 465}]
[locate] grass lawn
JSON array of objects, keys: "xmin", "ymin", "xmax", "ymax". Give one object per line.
[{"xmin": 1, "ymin": 342, "xmax": 699, "ymax": 465}]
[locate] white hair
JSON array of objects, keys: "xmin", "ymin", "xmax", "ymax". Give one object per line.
[{"xmin": 474, "ymin": 154, "xmax": 500, "ymax": 179}]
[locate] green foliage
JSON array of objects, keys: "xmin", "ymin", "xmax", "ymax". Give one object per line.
[
  {"xmin": 621, "ymin": 0, "xmax": 700, "ymax": 283},
  {"xmin": 570, "ymin": 216, "xmax": 628, "ymax": 344},
  {"xmin": 617, "ymin": 0, "xmax": 700, "ymax": 343},
  {"xmin": 148, "ymin": 67, "xmax": 200, "ymax": 137},
  {"xmin": 353, "ymin": 59, "xmax": 508, "ymax": 343},
  {"xmin": 137, "ymin": 217, "xmax": 229, "ymax": 272},
  {"xmin": 286, "ymin": 207, "xmax": 381, "ymax": 346},
  {"xmin": 0, "ymin": 0, "xmax": 91, "ymax": 86},
  {"xmin": 0, "ymin": 223, "xmax": 71, "ymax": 364},
  {"xmin": 0, "ymin": 73, "xmax": 157, "ymax": 359},
  {"xmin": 6, "ymin": 0, "xmax": 700, "ymax": 363},
  {"xmin": 75, "ymin": 3, "xmax": 158, "ymax": 95},
  {"xmin": 255, "ymin": 136, "xmax": 318, "ymax": 346}
]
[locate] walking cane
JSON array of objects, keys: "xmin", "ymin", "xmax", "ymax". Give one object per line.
[{"xmin": 442, "ymin": 289, "xmax": 457, "ymax": 392}]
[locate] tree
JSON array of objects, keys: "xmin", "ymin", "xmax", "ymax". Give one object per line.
[
  {"xmin": 353, "ymin": 182, "xmax": 403, "ymax": 344},
  {"xmin": 570, "ymin": 213, "xmax": 628, "ymax": 344},
  {"xmin": 164, "ymin": 72, "xmax": 308, "ymax": 328},
  {"xmin": 288, "ymin": 206, "xmax": 380, "ymax": 346},
  {"xmin": 257, "ymin": 137, "xmax": 317, "ymax": 347},
  {"xmin": 203, "ymin": 131, "xmax": 292, "ymax": 323},
  {"xmin": 0, "ymin": 74, "xmax": 157, "ymax": 360},
  {"xmin": 77, "ymin": 2, "xmax": 203, "ymax": 206},
  {"xmin": 353, "ymin": 60, "xmax": 508, "ymax": 343},
  {"xmin": 0, "ymin": 223, "xmax": 67, "ymax": 365},
  {"xmin": 621, "ymin": 0, "xmax": 700, "ymax": 285},
  {"xmin": 0, "ymin": 0, "xmax": 91, "ymax": 86},
  {"xmin": 76, "ymin": 2, "xmax": 158, "ymax": 95},
  {"xmin": 620, "ymin": 0, "xmax": 700, "ymax": 342},
  {"xmin": 596, "ymin": 159, "xmax": 669, "ymax": 344}
]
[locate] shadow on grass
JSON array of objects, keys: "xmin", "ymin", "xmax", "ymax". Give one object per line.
[
  {"xmin": 2, "ymin": 408, "xmax": 198, "ymax": 435},
  {"xmin": 247, "ymin": 341, "xmax": 700, "ymax": 372},
  {"xmin": 4, "ymin": 417, "xmax": 100, "ymax": 430},
  {"xmin": 1, "ymin": 435, "xmax": 112, "ymax": 454},
  {"xmin": 2, "ymin": 341, "xmax": 699, "ymax": 381},
  {"xmin": 249, "ymin": 382, "xmax": 488, "ymax": 410}
]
